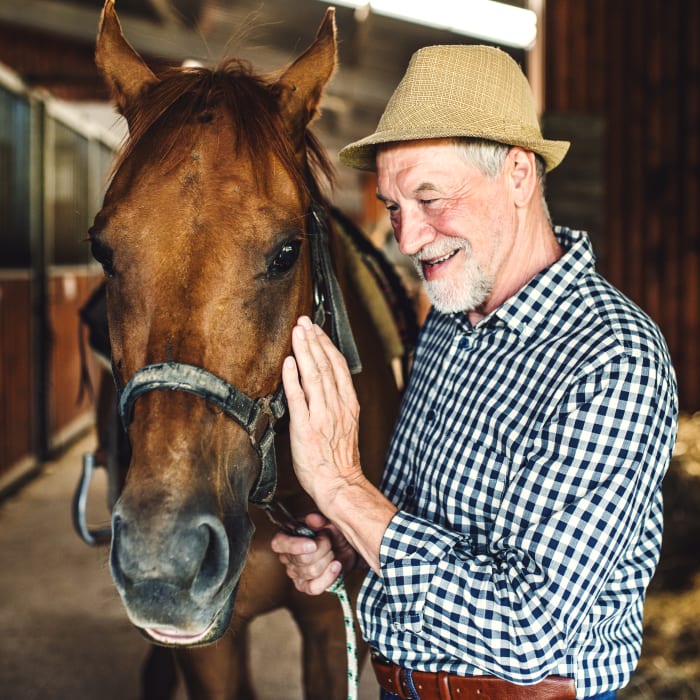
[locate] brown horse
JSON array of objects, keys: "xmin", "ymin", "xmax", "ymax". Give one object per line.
[{"xmin": 89, "ymin": 2, "xmax": 412, "ymax": 698}]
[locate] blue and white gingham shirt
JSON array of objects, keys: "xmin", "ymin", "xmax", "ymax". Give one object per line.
[{"xmin": 358, "ymin": 228, "xmax": 678, "ymax": 698}]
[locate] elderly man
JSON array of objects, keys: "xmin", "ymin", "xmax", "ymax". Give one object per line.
[{"xmin": 272, "ymin": 45, "xmax": 678, "ymax": 700}]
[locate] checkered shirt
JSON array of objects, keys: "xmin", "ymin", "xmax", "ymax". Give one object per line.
[{"xmin": 357, "ymin": 228, "xmax": 678, "ymax": 698}]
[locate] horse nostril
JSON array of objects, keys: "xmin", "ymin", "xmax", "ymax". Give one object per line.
[
  {"xmin": 191, "ymin": 516, "xmax": 229, "ymax": 599},
  {"xmin": 109, "ymin": 513, "xmax": 127, "ymax": 591}
]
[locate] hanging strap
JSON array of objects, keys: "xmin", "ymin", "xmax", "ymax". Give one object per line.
[{"xmin": 308, "ymin": 203, "xmax": 362, "ymax": 375}]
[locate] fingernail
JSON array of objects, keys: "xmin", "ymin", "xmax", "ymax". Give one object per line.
[
  {"xmin": 299, "ymin": 316, "xmax": 313, "ymax": 329},
  {"xmin": 302, "ymin": 541, "xmax": 316, "ymax": 553},
  {"xmin": 330, "ymin": 561, "xmax": 342, "ymax": 575}
]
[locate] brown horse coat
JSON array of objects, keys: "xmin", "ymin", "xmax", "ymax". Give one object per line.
[{"xmin": 90, "ymin": 2, "xmax": 412, "ymax": 698}]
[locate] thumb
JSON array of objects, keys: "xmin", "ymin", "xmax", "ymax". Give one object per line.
[
  {"xmin": 304, "ymin": 512, "xmax": 330, "ymax": 530},
  {"xmin": 282, "ymin": 355, "xmax": 308, "ymax": 419}
]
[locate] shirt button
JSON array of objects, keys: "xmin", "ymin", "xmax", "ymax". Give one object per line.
[
  {"xmin": 426, "ymin": 409, "xmax": 436, "ymax": 422},
  {"xmin": 458, "ymin": 337, "xmax": 471, "ymax": 349}
]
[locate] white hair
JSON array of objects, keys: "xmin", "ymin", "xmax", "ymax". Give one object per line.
[{"xmin": 451, "ymin": 138, "xmax": 552, "ymax": 224}]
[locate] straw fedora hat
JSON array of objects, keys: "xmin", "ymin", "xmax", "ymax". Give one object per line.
[{"xmin": 339, "ymin": 44, "xmax": 569, "ymax": 173}]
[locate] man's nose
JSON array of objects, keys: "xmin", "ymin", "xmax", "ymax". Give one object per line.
[{"xmin": 395, "ymin": 210, "xmax": 435, "ymax": 257}]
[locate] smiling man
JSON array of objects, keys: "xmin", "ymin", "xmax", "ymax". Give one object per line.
[
  {"xmin": 271, "ymin": 45, "xmax": 678, "ymax": 700},
  {"xmin": 375, "ymin": 138, "xmax": 562, "ymax": 323}
]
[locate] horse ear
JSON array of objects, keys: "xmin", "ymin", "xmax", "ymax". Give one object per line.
[
  {"xmin": 95, "ymin": 0, "xmax": 159, "ymax": 120},
  {"xmin": 276, "ymin": 8, "xmax": 337, "ymax": 141}
]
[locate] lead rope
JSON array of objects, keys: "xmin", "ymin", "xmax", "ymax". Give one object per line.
[
  {"xmin": 260, "ymin": 501, "xmax": 359, "ymax": 700},
  {"xmin": 326, "ymin": 574, "xmax": 359, "ymax": 700}
]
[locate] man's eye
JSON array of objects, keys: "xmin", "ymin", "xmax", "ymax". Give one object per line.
[{"xmin": 268, "ymin": 239, "xmax": 302, "ymax": 278}]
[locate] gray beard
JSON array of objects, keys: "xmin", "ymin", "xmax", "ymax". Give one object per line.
[{"xmin": 411, "ymin": 240, "xmax": 493, "ymax": 314}]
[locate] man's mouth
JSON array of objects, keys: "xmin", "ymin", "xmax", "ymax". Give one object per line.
[
  {"xmin": 420, "ymin": 248, "xmax": 461, "ymax": 280},
  {"xmin": 423, "ymin": 249, "xmax": 460, "ymax": 267}
]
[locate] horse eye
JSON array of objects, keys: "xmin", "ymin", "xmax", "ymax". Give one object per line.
[
  {"xmin": 89, "ymin": 232, "xmax": 115, "ymax": 277},
  {"xmin": 268, "ymin": 239, "xmax": 302, "ymax": 278}
]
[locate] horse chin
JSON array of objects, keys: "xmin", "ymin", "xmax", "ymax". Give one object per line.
[{"xmin": 138, "ymin": 584, "xmax": 237, "ymax": 648}]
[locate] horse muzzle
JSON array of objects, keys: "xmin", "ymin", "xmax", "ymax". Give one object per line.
[{"xmin": 109, "ymin": 500, "xmax": 252, "ymax": 646}]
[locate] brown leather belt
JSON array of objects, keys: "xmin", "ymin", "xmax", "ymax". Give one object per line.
[{"xmin": 371, "ymin": 655, "xmax": 576, "ymax": 700}]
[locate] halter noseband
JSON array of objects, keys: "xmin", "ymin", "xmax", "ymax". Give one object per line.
[{"xmin": 117, "ymin": 203, "xmax": 361, "ymax": 505}]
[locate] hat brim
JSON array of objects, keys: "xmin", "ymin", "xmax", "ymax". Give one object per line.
[{"xmin": 339, "ymin": 129, "xmax": 570, "ymax": 173}]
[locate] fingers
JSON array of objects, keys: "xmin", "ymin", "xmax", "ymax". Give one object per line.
[
  {"xmin": 288, "ymin": 316, "xmax": 357, "ymax": 408},
  {"xmin": 303, "ymin": 560, "xmax": 343, "ymax": 595},
  {"xmin": 290, "ymin": 318, "xmax": 333, "ymax": 410},
  {"xmin": 282, "ymin": 316, "xmax": 362, "ymax": 511},
  {"xmin": 310, "ymin": 324, "xmax": 357, "ymax": 401},
  {"xmin": 270, "ymin": 530, "xmax": 318, "ymax": 557},
  {"xmin": 282, "ymin": 354, "xmax": 307, "ymax": 421},
  {"xmin": 270, "ymin": 527, "xmax": 341, "ymax": 595},
  {"xmin": 304, "ymin": 512, "xmax": 330, "ymax": 530}
]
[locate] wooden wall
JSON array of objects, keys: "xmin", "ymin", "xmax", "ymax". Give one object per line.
[
  {"xmin": 0, "ymin": 270, "xmax": 102, "ymax": 487},
  {"xmin": 0, "ymin": 275, "xmax": 33, "ymax": 476},
  {"xmin": 544, "ymin": 0, "xmax": 699, "ymax": 411},
  {"xmin": 48, "ymin": 272, "xmax": 103, "ymax": 452}
]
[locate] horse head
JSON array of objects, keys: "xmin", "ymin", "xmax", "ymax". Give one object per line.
[{"xmin": 90, "ymin": 0, "xmax": 339, "ymax": 646}]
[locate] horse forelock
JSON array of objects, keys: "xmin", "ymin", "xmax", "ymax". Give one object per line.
[{"xmin": 112, "ymin": 59, "xmax": 334, "ymax": 202}]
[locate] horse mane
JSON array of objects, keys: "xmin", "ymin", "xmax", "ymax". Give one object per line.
[{"xmin": 112, "ymin": 58, "xmax": 335, "ymax": 199}]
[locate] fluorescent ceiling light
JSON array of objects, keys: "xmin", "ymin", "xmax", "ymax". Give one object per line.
[{"xmin": 321, "ymin": 0, "xmax": 537, "ymax": 49}]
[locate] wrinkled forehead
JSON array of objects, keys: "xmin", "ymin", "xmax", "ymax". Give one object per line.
[{"xmin": 376, "ymin": 139, "xmax": 481, "ymax": 198}]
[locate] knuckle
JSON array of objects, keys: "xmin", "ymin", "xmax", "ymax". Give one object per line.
[{"xmin": 310, "ymin": 368, "xmax": 325, "ymax": 384}]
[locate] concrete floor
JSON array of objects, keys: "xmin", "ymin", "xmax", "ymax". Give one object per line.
[{"xmin": 0, "ymin": 431, "xmax": 378, "ymax": 699}]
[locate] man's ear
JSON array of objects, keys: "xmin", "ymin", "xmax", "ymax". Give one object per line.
[{"xmin": 508, "ymin": 147, "xmax": 538, "ymax": 207}]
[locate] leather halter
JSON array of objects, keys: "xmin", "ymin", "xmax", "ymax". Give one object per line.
[{"xmin": 117, "ymin": 203, "xmax": 361, "ymax": 505}]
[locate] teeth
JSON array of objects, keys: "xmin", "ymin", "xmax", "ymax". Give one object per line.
[{"xmin": 424, "ymin": 249, "xmax": 458, "ymax": 266}]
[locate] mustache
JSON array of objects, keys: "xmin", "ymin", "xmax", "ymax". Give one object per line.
[
  {"xmin": 411, "ymin": 238, "xmax": 471, "ymax": 263},
  {"xmin": 410, "ymin": 239, "xmax": 471, "ymax": 279}
]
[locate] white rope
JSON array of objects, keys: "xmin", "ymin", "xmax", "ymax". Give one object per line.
[
  {"xmin": 326, "ymin": 575, "xmax": 359, "ymax": 700},
  {"xmin": 260, "ymin": 502, "xmax": 359, "ymax": 699}
]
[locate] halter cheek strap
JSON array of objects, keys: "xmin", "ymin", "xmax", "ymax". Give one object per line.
[{"xmin": 309, "ymin": 203, "xmax": 362, "ymax": 374}]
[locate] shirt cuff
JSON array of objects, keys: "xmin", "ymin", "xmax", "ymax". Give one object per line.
[{"xmin": 378, "ymin": 510, "xmax": 473, "ymax": 631}]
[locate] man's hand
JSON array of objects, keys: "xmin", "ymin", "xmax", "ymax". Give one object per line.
[
  {"xmin": 280, "ymin": 316, "xmax": 398, "ymax": 575},
  {"xmin": 270, "ymin": 513, "xmax": 359, "ymax": 595},
  {"xmin": 281, "ymin": 316, "xmax": 363, "ymax": 511}
]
